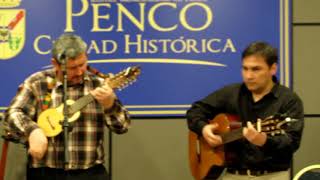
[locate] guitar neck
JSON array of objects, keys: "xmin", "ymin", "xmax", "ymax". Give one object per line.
[
  {"xmin": 66, "ymin": 66, "xmax": 140, "ymax": 115},
  {"xmin": 68, "ymin": 94, "xmax": 95, "ymax": 114},
  {"xmin": 68, "ymin": 84, "xmax": 118, "ymax": 114},
  {"xmin": 221, "ymin": 127, "xmax": 244, "ymax": 144}
]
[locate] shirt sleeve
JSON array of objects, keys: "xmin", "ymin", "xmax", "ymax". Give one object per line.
[
  {"xmin": 4, "ymin": 82, "xmax": 39, "ymax": 142},
  {"xmin": 262, "ymin": 92, "xmax": 304, "ymax": 155},
  {"xmin": 104, "ymin": 98, "xmax": 130, "ymax": 134},
  {"xmin": 186, "ymin": 87, "xmax": 230, "ymax": 136}
]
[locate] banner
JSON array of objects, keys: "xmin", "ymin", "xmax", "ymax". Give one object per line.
[{"xmin": 0, "ymin": 0, "xmax": 291, "ymax": 116}]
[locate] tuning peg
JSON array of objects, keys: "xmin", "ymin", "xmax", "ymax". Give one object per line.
[{"xmin": 285, "ymin": 117, "xmax": 298, "ymax": 122}]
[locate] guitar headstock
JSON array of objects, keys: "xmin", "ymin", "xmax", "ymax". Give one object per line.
[
  {"xmin": 108, "ymin": 66, "xmax": 141, "ymax": 90},
  {"xmin": 258, "ymin": 116, "xmax": 298, "ymax": 136}
]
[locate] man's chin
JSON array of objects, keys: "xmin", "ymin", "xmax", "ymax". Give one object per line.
[{"xmin": 246, "ymin": 85, "xmax": 257, "ymax": 91}]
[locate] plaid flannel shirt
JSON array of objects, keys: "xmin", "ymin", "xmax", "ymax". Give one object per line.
[{"xmin": 4, "ymin": 68, "xmax": 130, "ymax": 169}]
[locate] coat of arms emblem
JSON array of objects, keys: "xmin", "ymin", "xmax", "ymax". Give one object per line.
[{"xmin": 0, "ymin": 0, "xmax": 25, "ymax": 60}]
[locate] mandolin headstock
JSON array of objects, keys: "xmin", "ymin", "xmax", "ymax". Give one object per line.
[{"xmin": 108, "ymin": 66, "xmax": 141, "ymax": 90}]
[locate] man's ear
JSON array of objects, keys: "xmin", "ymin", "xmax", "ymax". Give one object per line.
[{"xmin": 270, "ymin": 63, "xmax": 277, "ymax": 76}]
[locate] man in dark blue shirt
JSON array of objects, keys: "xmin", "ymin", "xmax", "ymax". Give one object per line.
[{"xmin": 187, "ymin": 41, "xmax": 304, "ymax": 180}]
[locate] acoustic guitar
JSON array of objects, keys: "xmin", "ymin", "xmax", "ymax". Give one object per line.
[
  {"xmin": 188, "ymin": 113, "xmax": 294, "ymax": 180},
  {"xmin": 37, "ymin": 66, "xmax": 141, "ymax": 137}
]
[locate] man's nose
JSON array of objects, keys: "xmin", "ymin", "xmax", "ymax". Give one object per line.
[
  {"xmin": 245, "ymin": 71, "xmax": 254, "ymax": 79},
  {"xmin": 75, "ymin": 67, "xmax": 84, "ymax": 76}
]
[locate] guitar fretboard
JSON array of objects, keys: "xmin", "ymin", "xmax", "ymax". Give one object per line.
[
  {"xmin": 221, "ymin": 128, "xmax": 244, "ymax": 144},
  {"xmin": 68, "ymin": 94, "xmax": 95, "ymax": 114}
]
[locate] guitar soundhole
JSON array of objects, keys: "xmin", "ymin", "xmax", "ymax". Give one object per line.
[{"xmin": 46, "ymin": 116, "xmax": 55, "ymax": 130}]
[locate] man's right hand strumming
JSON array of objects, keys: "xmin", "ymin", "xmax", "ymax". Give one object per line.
[{"xmin": 202, "ymin": 123, "xmax": 223, "ymax": 147}]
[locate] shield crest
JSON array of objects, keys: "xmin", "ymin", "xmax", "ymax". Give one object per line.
[{"xmin": 0, "ymin": 9, "xmax": 25, "ymax": 60}]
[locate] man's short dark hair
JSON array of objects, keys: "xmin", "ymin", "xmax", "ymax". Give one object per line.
[{"xmin": 242, "ymin": 41, "xmax": 278, "ymax": 67}]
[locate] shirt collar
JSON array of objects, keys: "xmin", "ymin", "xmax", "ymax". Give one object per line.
[{"xmin": 270, "ymin": 82, "xmax": 280, "ymax": 98}]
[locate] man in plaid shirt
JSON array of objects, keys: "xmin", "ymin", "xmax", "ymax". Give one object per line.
[{"xmin": 4, "ymin": 33, "xmax": 130, "ymax": 180}]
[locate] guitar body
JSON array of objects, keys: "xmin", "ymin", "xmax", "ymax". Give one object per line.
[
  {"xmin": 37, "ymin": 100, "xmax": 80, "ymax": 137},
  {"xmin": 188, "ymin": 113, "xmax": 239, "ymax": 180}
]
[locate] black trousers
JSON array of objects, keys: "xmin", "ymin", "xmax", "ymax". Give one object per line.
[
  {"xmin": 27, "ymin": 164, "xmax": 110, "ymax": 180},
  {"xmin": 203, "ymin": 166, "xmax": 225, "ymax": 180}
]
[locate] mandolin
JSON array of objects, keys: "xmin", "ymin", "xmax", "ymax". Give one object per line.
[{"xmin": 37, "ymin": 66, "xmax": 141, "ymax": 137}]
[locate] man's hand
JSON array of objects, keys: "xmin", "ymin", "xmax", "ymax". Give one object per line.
[
  {"xmin": 202, "ymin": 123, "xmax": 223, "ymax": 147},
  {"xmin": 90, "ymin": 83, "xmax": 116, "ymax": 109},
  {"xmin": 243, "ymin": 121, "xmax": 267, "ymax": 146},
  {"xmin": 28, "ymin": 128, "xmax": 48, "ymax": 160}
]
